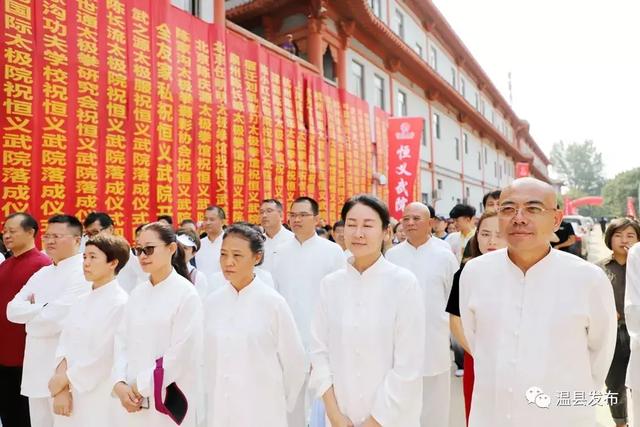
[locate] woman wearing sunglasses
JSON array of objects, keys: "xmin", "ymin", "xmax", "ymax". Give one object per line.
[{"xmin": 112, "ymin": 222, "xmax": 203, "ymax": 427}]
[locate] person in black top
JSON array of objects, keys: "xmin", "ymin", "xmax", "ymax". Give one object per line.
[
  {"xmin": 446, "ymin": 211, "xmax": 507, "ymax": 423},
  {"xmin": 553, "ymin": 219, "xmax": 576, "ymax": 252}
]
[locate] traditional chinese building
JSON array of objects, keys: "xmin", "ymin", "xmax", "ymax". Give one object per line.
[{"xmin": 178, "ymin": 0, "xmax": 551, "ymax": 215}]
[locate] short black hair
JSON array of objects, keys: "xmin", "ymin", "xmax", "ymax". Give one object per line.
[
  {"xmin": 449, "ymin": 204, "xmax": 476, "ymax": 219},
  {"xmin": 48, "ymin": 214, "xmax": 83, "ymax": 236},
  {"xmin": 333, "ymin": 220, "xmax": 345, "ymax": 229},
  {"xmin": 261, "ymin": 199, "xmax": 283, "ymax": 212},
  {"xmin": 205, "ymin": 205, "xmax": 226, "ymax": 220},
  {"xmin": 157, "ymin": 215, "xmax": 173, "ymax": 225},
  {"xmin": 292, "ymin": 196, "xmax": 319, "ymax": 216},
  {"xmin": 482, "ymin": 190, "xmax": 502, "ymax": 208},
  {"xmin": 223, "ymin": 222, "xmax": 266, "ymax": 266},
  {"xmin": 84, "ymin": 212, "xmax": 114, "ymax": 229},
  {"xmin": 341, "ymin": 194, "xmax": 390, "ymax": 229},
  {"xmin": 316, "ymin": 227, "xmax": 329, "ymax": 237},
  {"xmin": 427, "ymin": 205, "xmax": 435, "ymax": 218},
  {"xmin": 134, "ymin": 223, "xmax": 146, "ymax": 236},
  {"xmin": 180, "ymin": 219, "xmax": 196, "ymax": 227},
  {"xmin": 85, "ymin": 234, "xmax": 131, "ymax": 274},
  {"xmin": 6, "ymin": 212, "xmax": 39, "ymax": 237}
]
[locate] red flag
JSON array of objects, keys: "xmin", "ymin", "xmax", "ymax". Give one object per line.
[
  {"xmin": 388, "ymin": 117, "xmax": 424, "ymax": 219},
  {"xmin": 515, "ymin": 162, "xmax": 530, "ymax": 178}
]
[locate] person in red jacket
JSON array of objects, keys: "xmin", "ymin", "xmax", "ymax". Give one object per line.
[{"xmin": 0, "ymin": 213, "xmax": 52, "ymax": 427}]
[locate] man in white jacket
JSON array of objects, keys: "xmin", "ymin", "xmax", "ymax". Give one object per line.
[{"xmin": 7, "ymin": 215, "xmax": 91, "ymax": 427}]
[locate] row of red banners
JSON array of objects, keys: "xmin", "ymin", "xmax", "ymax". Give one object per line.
[{"xmin": 0, "ymin": 0, "xmax": 386, "ymax": 239}]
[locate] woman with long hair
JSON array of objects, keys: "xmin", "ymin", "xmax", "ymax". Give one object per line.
[
  {"xmin": 111, "ymin": 222, "xmax": 202, "ymax": 427},
  {"xmin": 446, "ymin": 211, "xmax": 507, "ymax": 424}
]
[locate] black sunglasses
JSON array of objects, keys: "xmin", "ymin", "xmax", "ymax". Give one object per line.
[{"xmin": 133, "ymin": 244, "xmax": 166, "ymax": 256}]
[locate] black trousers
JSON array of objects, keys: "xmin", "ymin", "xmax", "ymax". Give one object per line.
[
  {"xmin": 606, "ymin": 324, "xmax": 631, "ymax": 424},
  {"xmin": 0, "ymin": 365, "xmax": 31, "ymax": 427}
]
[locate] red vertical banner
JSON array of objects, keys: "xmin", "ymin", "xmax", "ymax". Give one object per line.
[
  {"xmin": 333, "ymin": 90, "xmax": 347, "ymax": 212},
  {"xmin": 388, "ymin": 117, "xmax": 424, "ymax": 219},
  {"xmin": 270, "ymin": 53, "xmax": 286, "ymax": 215},
  {"xmin": 349, "ymin": 97, "xmax": 362, "ymax": 194},
  {"xmin": 100, "ymin": 0, "xmax": 128, "ymax": 233},
  {"xmin": 210, "ymin": 24, "xmax": 228, "ymax": 214},
  {"xmin": 340, "ymin": 91, "xmax": 354, "ymax": 199},
  {"xmin": 303, "ymin": 75, "xmax": 317, "ymax": 204},
  {"xmin": 192, "ymin": 20, "xmax": 213, "ymax": 217},
  {"xmin": 171, "ymin": 13, "xmax": 195, "ymax": 224},
  {"xmin": 374, "ymin": 107, "xmax": 390, "ymax": 205},
  {"xmin": 323, "ymin": 87, "xmax": 338, "ymax": 222},
  {"xmin": 35, "ymin": 0, "xmax": 72, "ymax": 230},
  {"xmin": 244, "ymin": 41, "xmax": 261, "ymax": 223},
  {"xmin": 226, "ymin": 31, "xmax": 248, "ymax": 222},
  {"xmin": 355, "ymin": 99, "xmax": 367, "ymax": 193},
  {"xmin": 128, "ymin": 1, "xmax": 154, "ymax": 237},
  {"xmin": 515, "ymin": 162, "xmax": 530, "ymax": 178},
  {"xmin": 627, "ymin": 197, "xmax": 637, "ymax": 219},
  {"xmin": 258, "ymin": 49, "xmax": 275, "ymax": 201},
  {"xmin": 362, "ymin": 101, "xmax": 374, "ymax": 194},
  {"xmin": 294, "ymin": 65, "xmax": 307, "ymax": 197},
  {"xmin": 312, "ymin": 76, "xmax": 328, "ymax": 221},
  {"xmin": 281, "ymin": 59, "xmax": 297, "ymax": 204},
  {"xmin": 152, "ymin": 9, "xmax": 176, "ymax": 221},
  {"xmin": 0, "ymin": 0, "xmax": 36, "ymax": 221}
]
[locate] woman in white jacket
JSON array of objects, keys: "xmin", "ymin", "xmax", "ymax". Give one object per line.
[
  {"xmin": 309, "ymin": 195, "xmax": 426, "ymax": 427},
  {"xmin": 111, "ymin": 222, "xmax": 203, "ymax": 427},
  {"xmin": 47, "ymin": 234, "xmax": 130, "ymax": 426},
  {"xmin": 204, "ymin": 223, "xmax": 306, "ymax": 427}
]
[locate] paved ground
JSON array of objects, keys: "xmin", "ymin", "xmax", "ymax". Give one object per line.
[{"xmin": 448, "ymin": 226, "xmax": 628, "ymax": 427}]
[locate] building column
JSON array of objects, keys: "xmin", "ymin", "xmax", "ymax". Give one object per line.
[
  {"xmin": 214, "ymin": 0, "xmax": 225, "ymax": 26},
  {"xmin": 337, "ymin": 20, "xmax": 354, "ymax": 89},
  {"xmin": 307, "ymin": 17, "xmax": 324, "ymax": 73}
]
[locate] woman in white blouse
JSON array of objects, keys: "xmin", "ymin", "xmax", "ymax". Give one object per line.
[
  {"xmin": 204, "ymin": 223, "xmax": 306, "ymax": 427},
  {"xmin": 310, "ymin": 195, "xmax": 426, "ymax": 427},
  {"xmin": 47, "ymin": 234, "xmax": 130, "ymax": 426},
  {"xmin": 111, "ymin": 222, "xmax": 203, "ymax": 427}
]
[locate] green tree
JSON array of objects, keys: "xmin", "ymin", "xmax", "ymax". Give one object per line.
[
  {"xmin": 602, "ymin": 168, "xmax": 640, "ymax": 217},
  {"xmin": 550, "ymin": 140, "xmax": 606, "ymax": 195}
]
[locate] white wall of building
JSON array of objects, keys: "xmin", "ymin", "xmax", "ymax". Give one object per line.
[
  {"xmin": 432, "ymin": 105, "xmax": 462, "ymax": 175},
  {"xmin": 393, "ymin": 79, "xmax": 431, "ymax": 163},
  {"xmin": 462, "ymin": 128, "xmax": 483, "ymax": 182},
  {"xmin": 434, "ymin": 173, "xmax": 462, "ymax": 216}
]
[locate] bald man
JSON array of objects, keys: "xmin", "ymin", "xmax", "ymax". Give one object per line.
[
  {"xmin": 459, "ymin": 178, "xmax": 616, "ymax": 427},
  {"xmin": 386, "ymin": 202, "xmax": 459, "ymax": 427}
]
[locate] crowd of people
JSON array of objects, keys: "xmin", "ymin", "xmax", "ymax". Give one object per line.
[{"xmin": 0, "ymin": 176, "xmax": 638, "ymax": 427}]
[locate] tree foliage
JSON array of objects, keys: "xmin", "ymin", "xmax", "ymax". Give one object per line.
[
  {"xmin": 550, "ymin": 140, "xmax": 606, "ymax": 195},
  {"xmin": 602, "ymin": 168, "xmax": 640, "ymax": 217}
]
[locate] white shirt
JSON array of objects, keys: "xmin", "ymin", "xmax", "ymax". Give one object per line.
[
  {"xmin": 624, "ymin": 242, "xmax": 640, "ymax": 388},
  {"xmin": 204, "ymin": 277, "xmax": 306, "ymax": 427},
  {"xmin": 111, "ymin": 270, "xmax": 203, "ymax": 427},
  {"xmin": 262, "ymin": 226, "xmax": 295, "ymax": 273},
  {"xmin": 386, "ymin": 238, "xmax": 459, "ymax": 376},
  {"xmin": 431, "ymin": 234, "xmax": 453, "ymax": 252},
  {"xmin": 445, "ymin": 229, "xmax": 475, "ymax": 263},
  {"xmin": 195, "ymin": 233, "xmax": 223, "ymax": 284},
  {"xmin": 0, "ymin": 252, "xmax": 4, "ymax": 264},
  {"xmin": 460, "ymin": 248, "xmax": 616, "ymax": 427},
  {"xmin": 272, "ymin": 234, "xmax": 346, "ymax": 349},
  {"xmin": 54, "ymin": 279, "xmax": 128, "ymax": 427},
  {"xmin": 6, "ymin": 253, "xmax": 90, "ymax": 397},
  {"xmin": 187, "ymin": 264, "xmax": 212, "ymax": 302},
  {"xmin": 116, "ymin": 251, "xmax": 148, "ymax": 294},
  {"xmin": 309, "ymin": 256, "xmax": 425, "ymax": 427}
]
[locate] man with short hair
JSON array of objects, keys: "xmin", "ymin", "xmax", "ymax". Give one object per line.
[
  {"xmin": 0, "ymin": 213, "xmax": 52, "ymax": 427},
  {"xmin": 83, "ymin": 212, "xmax": 146, "ymax": 293},
  {"xmin": 7, "ymin": 215, "xmax": 91, "ymax": 427},
  {"xmin": 482, "ymin": 190, "xmax": 501, "ymax": 213},
  {"xmin": 446, "ymin": 204, "xmax": 477, "ymax": 263},
  {"xmin": 331, "ymin": 220, "xmax": 346, "ymax": 251},
  {"xmin": 259, "ymin": 199, "xmax": 294, "ymax": 273},
  {"xmin": 195, "ymin": 206, "xmax": 226, "ymax": 284},
  {"xmin": 460, "ymin": 178, "xmax": 616, "ymax": 426},
  {"xmin": 386, "ymin": 202, "xmax": 459, "ymax": 427},
  {"xmin": 272, "ymin": 196, "xmax": 345, "ymax": 426}
]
